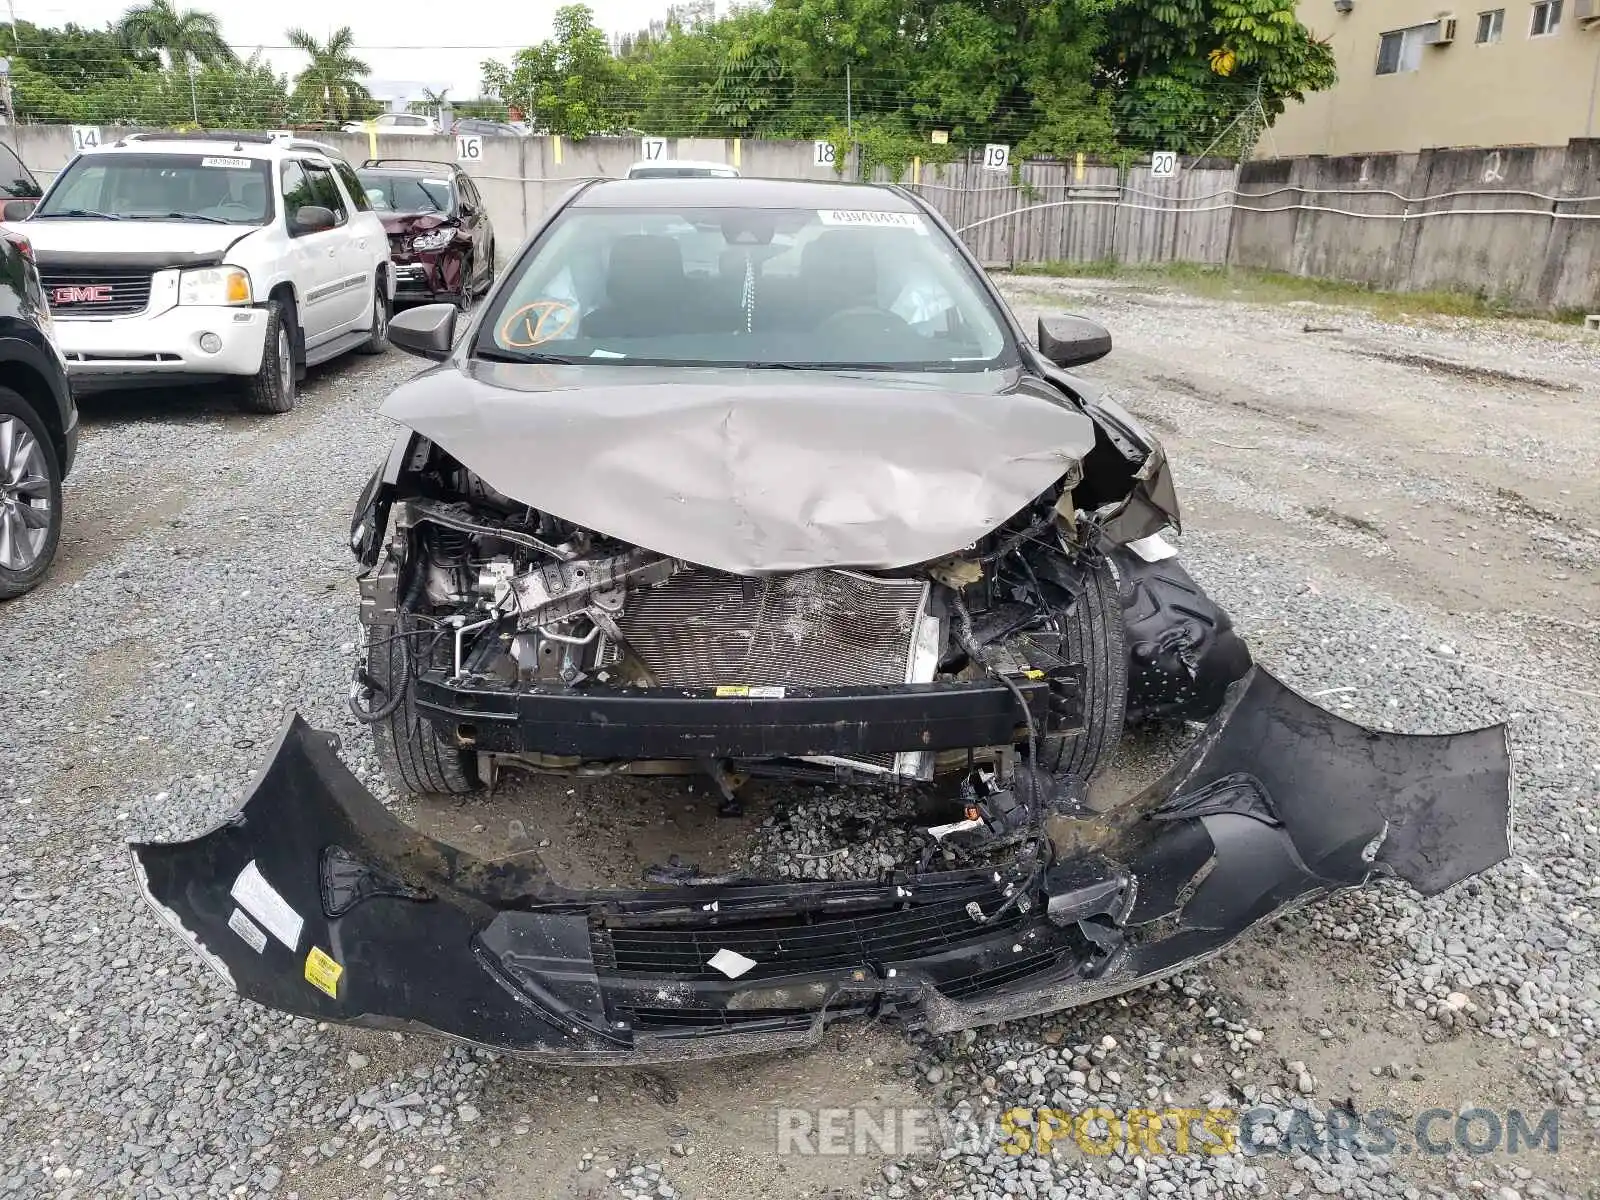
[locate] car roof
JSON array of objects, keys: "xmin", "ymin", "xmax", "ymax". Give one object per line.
[
  {"xmin": 358, "ymin": 159, "xmax": 459, "ymax": 176},
  {"xmin": 96, "ymin": 132, "xmax": 347, "ymax": 162},
  {"xmin": 626, "ymin": 159, "xmax": 738, "ymax": 173},
  {"xmin": 578, "ymin": 177, "xmax": 917, "ymax": 210}
]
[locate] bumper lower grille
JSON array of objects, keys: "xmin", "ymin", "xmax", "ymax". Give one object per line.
[
  {"xmin": 41, "ymin": 268, "xmax": 154, "ymax": 318},
  {"xmin": 613, "ymin": 567, "xmax": 938, "ymax": 775}
]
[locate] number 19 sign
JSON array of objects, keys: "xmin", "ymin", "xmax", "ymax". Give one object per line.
[{"xmin": 982, "ymin": 144, "xmax": 1010, "ymax": 171}]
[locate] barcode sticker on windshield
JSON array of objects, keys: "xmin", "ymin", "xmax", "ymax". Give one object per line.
[
  {"xmin": 817, "ymin": 210, "xmax": 927, "ymax": 233},
  {"xmin": 201, "ymin": 156, "xmax": 252, "ymax": 169}
]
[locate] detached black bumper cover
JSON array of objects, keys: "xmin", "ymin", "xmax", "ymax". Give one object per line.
[{"xmin": 130, "ymin": 669, "xmax": 1512, "ymax": 1064}]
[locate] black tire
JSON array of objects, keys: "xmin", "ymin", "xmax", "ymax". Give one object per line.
[
  {"xmin": 0, "ymin": 388, "xmax": 63, "ymax": 600},
  {"xmin": 1109, "ymin": 544, "xmax": 1253, "ymax": 725},
  {"xmin": 365, "ymin": 618, "xmax": 481, "ymax": 796},
  {"xmin": 480, "ymin": 242, "xmax": 495, "ymax": 295},
  {"xmin": 1036, "ymin": 556, "xmax": 1128, "ymax": 779},
  {"xmin": 455, "ymin": 254, "xmax": 475, "ymax": 311},
  {"xmin": 239, "ymin": 300, "xmax": 296, "ymax": 414},
  {"xmin": 358, "ymin": 280, "xmax": 389, "ymax": 355}
]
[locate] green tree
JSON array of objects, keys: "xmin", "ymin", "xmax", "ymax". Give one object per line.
[
  {"xmin": 115, "ymin": 0, "xmax": 234, "ymax": 68},
  {"xmin": 1, "ymin": 20, "xmax": 159, "ymax": 90},
  {"xmin": 286, "ymin": 26, "xmax": 372, "ymax": 123},
  {"xmin": 1103, "ymin": 0, "xmax": 1336, "ymax": 153},
  {"xmin": 481, "ymin": 5, "xmax": 628, "ymax": 137},
  {"xmin": 476, "ymin": 0, "xmax": 1334, "ymax": 156}
]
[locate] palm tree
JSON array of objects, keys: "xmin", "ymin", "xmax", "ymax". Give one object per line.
[
  {"xmin": 286, "ymin": 26, "xmax": 372, "ymax": 123},
  {"xmin": 116, "ymin": 1, "xmax": 234, "ymax": 69}
]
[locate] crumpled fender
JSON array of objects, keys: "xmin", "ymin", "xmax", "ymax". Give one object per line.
[{"xmin": 130, "ymin": 669, "xmax": 1511, "ymax": 1063}]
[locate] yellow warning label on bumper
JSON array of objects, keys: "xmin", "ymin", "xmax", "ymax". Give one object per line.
[
  {"xmin": 304, "ymin": 946, "xmax": 343, "ymax": 998},
  {"xmin": 714, "ymin": 685, "xmax": 786, "ymax": 698}
]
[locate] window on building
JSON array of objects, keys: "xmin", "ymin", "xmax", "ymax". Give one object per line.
[
  {"xmin": 1376, "ymin": 25, "xmax": 1431, "ymax": 73},
  {"xmin": 1530, "ymin": 0, "xmax": 1562, "ymax": 36},
  {"xmin": 1476, "ymin": 8, "xmax": 1505, "ymax": 41}
]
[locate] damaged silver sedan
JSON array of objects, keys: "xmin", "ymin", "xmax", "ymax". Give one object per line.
[{"xmin": 132, "ymin": 178, "xmax": 1512, "ymax": 1061}]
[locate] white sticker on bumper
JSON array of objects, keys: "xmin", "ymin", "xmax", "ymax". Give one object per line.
[
  {"xmin": 227, "ymin": 907, "xmax": 269, "ymax": 954},
  {"xmin": 707, "ymin": 948, "xmax": 758, "ymax": 979},
  {"xmin": 230, "ymin": 860, "xmax": 304, "ymax": 951}
]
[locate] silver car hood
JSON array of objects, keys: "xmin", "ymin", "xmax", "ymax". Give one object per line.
[{"xmin": 379, "ymin": 361, "xmax": 1096, "ymax": 574}]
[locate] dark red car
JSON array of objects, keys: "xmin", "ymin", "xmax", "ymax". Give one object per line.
[{"xmin": 357, "ymin": 159, "xmax": 495, "ymax": 310}]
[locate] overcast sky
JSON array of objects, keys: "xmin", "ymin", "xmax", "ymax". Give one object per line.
[{"xmin": 15, "ymin": 0, "xmax": 676, "ymax": 99}]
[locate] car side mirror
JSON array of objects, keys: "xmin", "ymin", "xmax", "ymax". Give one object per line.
[
  {"xmin": 388, "ymin": 303, "xmax": 457, "ymax": 360},
  {"xmin": 292, "ymin": 205, "xmax": 336, "ymax": 234},
  {"xmin": 2, "ymin": 198, "xmax": 36, "ymax": 221},
  {"xmin": 1037, "ymin": 315, "xmax": 1112, "ymax": 368}
]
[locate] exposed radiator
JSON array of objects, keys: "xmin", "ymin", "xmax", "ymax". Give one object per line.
[{"xmin": 612, "ymin": 567, "xmax": 940, "ymax": 777}]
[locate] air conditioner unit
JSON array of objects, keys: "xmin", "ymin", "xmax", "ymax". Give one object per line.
[{"xmin": 1425, "ymin": 15, "xmax": 1458, "ymax": 43}]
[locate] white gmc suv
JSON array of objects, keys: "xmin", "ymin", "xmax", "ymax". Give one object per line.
[{"xmin": 7, "ymin": 131, "xmax": 394, "ymax": 413}]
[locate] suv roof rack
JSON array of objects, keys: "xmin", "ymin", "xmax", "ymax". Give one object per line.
[
  {"xmin": 120, "ymin": 130, "xmax": 277, "ymax": 146},
  {"xmin": 361, "ymin": 158, "xmax": 458, "ymax": 172},
  {"xmin": 285, "ymin": 139, "xmax": 346, "ymax": 157}
]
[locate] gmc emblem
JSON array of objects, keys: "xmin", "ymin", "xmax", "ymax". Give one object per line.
[{"xmin": 53, "ymin": 284, "xmax": 112, "ymax": 305}]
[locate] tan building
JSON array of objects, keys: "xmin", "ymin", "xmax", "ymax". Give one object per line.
[{"xmin": 1265, "ymin": 0, "xmax": 1600, "ymax": 155}]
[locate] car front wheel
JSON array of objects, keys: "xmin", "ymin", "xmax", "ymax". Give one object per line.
[
  {"xmin": 1035, "ymin": 555, "xmax": 1128, "ymax": 779},
  {"xmin": 361, "ymin": 616, "xmax": 481, "ymax": 797},
  {"xmin": 239, "ymin": 301, "xmax": 296, "ymax": 414},
  {"xmin": 0, "ymin": 387, "xmax": 64, "ymax": 600}
]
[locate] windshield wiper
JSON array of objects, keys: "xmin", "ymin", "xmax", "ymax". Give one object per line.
[
  {"xmin": 130, "ymin": 212, "xmax": 233, "ymax": 224},
  {"xmin": 476, "ymin": 347, "xmax": 577, "ymax": 365},
  {"xmin": 733, "ymin": 361, "xmax": 904, "ymax": 371},
  {"xmin": 34, "ymin": 208, "xmax": 120, "ymax": 220}
]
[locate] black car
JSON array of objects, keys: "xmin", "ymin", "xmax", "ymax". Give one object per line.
[
  {"xmin": 132, "ymin": 179, "xmax": 1512, "ymax": 1064},
  {"xmin": 357, "ymin": 159, "xmax": 494, "ymax": 310},
  {"xmin": 0, "ymin": 225, "xmax": 76, "ymax": 599}
]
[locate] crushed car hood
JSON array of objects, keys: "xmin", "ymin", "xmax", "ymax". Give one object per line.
[{"xmin": 379, "ymin": 362, "xmax": 1097, "ymax": 574}]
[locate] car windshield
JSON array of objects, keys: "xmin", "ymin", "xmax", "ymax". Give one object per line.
[
  {"xmin": 36, "ymin": 152, "xmax": 272, "ymax": 223},
  {"xmin": 480, "ymin": 205, "xmax": 1011, "ymax": 370},
  {"xmin": 359, "ymin": 171, "xmax": 452, "ymax": 214}
]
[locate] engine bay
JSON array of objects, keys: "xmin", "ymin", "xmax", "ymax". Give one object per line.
[{"xmin": 356, "ymin": 440, "xmax": 1104, "ymax": 783}]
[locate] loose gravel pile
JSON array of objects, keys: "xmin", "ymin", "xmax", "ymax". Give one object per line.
[{"xmin": 1, "ymin": 288, "xmax": 1595, "ymax": 1200}]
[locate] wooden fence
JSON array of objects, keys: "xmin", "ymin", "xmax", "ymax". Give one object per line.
[{"xmin": 901, "ymin": 158, "xmax": 1240, "ymax": 268}]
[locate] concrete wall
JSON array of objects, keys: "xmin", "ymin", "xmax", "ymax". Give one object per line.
[
  {"xmin": 1232, "ymin": 140, "xmax": 1600, "ymax": 310},
  {"xmin": 14, "ymin": 124, "xmax": 1595, "ymax": 310},
  {"xmin": 6, "ymin": 126, "xmax": 847, "ymax": 252},
  {"xmin": 1269, "ymin": 0, "xmax": 1600, "ymax": 157}
]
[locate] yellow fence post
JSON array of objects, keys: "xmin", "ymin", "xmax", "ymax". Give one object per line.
[{"xmin": 552, "ymin": 135, "xmax": 563, "ymax": 166}]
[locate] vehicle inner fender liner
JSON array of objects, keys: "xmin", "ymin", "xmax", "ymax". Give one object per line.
[{"xmin": 129, "ymin": 668, "xmax": 1512, "ymax": 1064}]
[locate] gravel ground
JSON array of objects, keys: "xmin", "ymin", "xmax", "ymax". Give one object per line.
[{"xmin": 0, "ymin": 281, "xmax": 1595, "ymax": 1200}]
